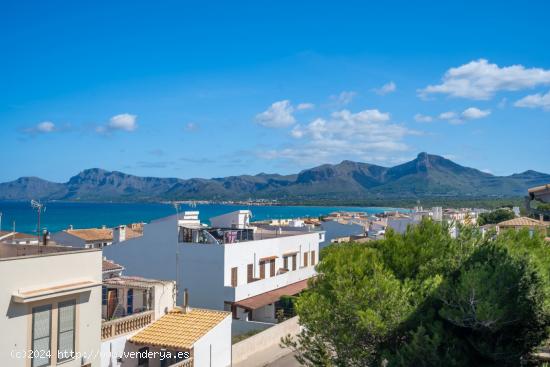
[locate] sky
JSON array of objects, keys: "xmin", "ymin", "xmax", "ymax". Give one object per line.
[{"xmin": 1, "ymin": 0, "xmax": 549, "ymax": 182}]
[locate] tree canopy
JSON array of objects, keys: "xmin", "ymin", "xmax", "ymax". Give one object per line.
[
  {"xmin": 283, "ymin": 220, "xmax": 550, "ymax": 366},
  {"xmin": 477, "ymin": 208, "xmax": 515, "ymax": 225}
]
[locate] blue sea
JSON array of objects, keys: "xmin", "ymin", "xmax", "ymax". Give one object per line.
[{"xmin": 0, "ymin": 201, "xmax": 408, "ymax": 234}]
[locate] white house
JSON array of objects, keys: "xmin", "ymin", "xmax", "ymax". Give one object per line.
[
  {"xmin": 0, "ymin": 243, "xmax": 102, "ymax": 367},
  {"xmin": 103, "ymin": 210, "xmax": 325, "ymax": 334},
  {"xmin": 51, "ymin": 226, "xmax": 142, "ymax": 249},
  {"xmin": 99, "ymin": 261, "xmax": 231, "ymax": 367}
]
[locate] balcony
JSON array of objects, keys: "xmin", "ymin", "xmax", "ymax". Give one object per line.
[{"xmin": 101, "ymin": 310, "xmax": 154, "ymax": 340}]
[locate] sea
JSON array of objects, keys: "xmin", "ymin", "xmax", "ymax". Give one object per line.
[{"xmin": 0, "ymin": 201, "xmax": 409, "ymax": 234}]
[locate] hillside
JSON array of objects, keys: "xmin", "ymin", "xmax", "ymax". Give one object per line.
[{"xmin": 0, "ymin": 153, "xmax": 548, "ymax": 202}]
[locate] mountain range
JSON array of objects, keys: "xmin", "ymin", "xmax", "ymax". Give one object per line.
[{"xmin": 1, "ymin": 153, "xmax": 548, "ymax": 202}]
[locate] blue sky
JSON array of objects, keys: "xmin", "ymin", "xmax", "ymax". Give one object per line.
[{"xmin": 1, "ymin": 0, "xmax": 549, "ymax": 182}]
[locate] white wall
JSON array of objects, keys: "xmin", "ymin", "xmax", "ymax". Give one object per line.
[
  {"xmin": 194, "ymin": 314, "xmax": 232, "ymax": 367},
  {"xmin": 0, "ymin": 249, "xmax": 102, "ymax": 367},
  {"xmin": 223, "ymin": 232, "xmax": 320, "ymax": 302},
  {"xmin": 232, "ymin": 316, "xmax": 301, "ymax": 366}
]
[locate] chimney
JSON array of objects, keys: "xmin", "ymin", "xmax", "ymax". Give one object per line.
[
  {"xmin": 540, "ymin": 214, "xmax": 544, "ymax": 224},
  {"xmin": 182, "ymin": 288, "xmax": 190, "ymax": 312},
  {"xmin": 42, "ymin": 230, "xmax": 49, "ymax": 246},
  {"xmin": 102, "ymin": 225, "xmax": 107, "ymax": 229},
  {"xmin": 113, "ymin": 225, "xmax": 126, "ymax": 243},
  {"xmin": 69, "ymin": 224, "xmax": 73, "ymax": 230}
]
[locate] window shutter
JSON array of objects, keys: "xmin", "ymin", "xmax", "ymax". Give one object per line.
[
  {"xmin": 247, "ymin": 264, "xmax": 253, "ymax": 283},
  {"xmin": 231, "ymin": 267, "xmax": 238, "ymax": 287},
  {"xmin": 32, "ymin": 304, "xmax": 51, "ymax": 367},
  {"xmin": 303, "ymin": 252, "xmax": 308, "ymax": 267},
  {"xmin": 57, "ymin": 300, "xmax": 76, "ymax": 362}
]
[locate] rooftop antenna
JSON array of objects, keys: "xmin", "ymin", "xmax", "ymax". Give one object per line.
[
  {"xmin": 31, "ymin": 200, "xmax": 45, "ymax": 244},
  {"xmin": 173, "ymin": 202, "xmax": 181, "ymax": 302}
]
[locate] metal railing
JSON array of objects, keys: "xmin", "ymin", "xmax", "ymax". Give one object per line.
[{"xmin": 101, "ymin": 310, "xmax": 154, "ymax": 340}]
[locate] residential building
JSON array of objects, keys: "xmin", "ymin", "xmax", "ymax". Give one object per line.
[
  {"xmin": 0, "ymin": 230, "xmax": 40, "ymax": 245},
  {"xmin": 0, "ymin": 243, "xmax": 102, "ymax": 367},
  {"xmin": 497, "ymin": 217, "xmax": 549, "ymax": 237},
  {"xmin": 99, "ymin": 261, "xmax": 231, "ymax": 367},
  {"xmin": 51, "ymin": 225, "xmax": 142, "ymax": 249},
  {"xmin": 527, "ymin": 183, "xmax": 550, "ymax": 221},
  {"xmin": 103, "ymin": 210, "xmax": 324, "ymax": 333}
]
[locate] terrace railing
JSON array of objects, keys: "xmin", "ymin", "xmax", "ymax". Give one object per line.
[{"xmin": 101, "ymin": 310, "xmax": 154, "ymax": 340}]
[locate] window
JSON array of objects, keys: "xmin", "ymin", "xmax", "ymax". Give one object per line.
[
  {"xmin": 259, "ymin": 261, "xmax": 266, "ymax": 279},
  {"xmin": 303, "ymin": 252, "xmax": 309, "ymax": 267},
  {"xmin": 32, "ymin": 304, "xmax": 52, "ymax": 367},
  {"xmin": 283, "ymin": 256, "xmax": 289, "ymax": 270},
  {"xmin": 57, "ymin": 300, "xmax": 76, "ymax": 362},
  {"xmin": 292, "ymin": 254, "xmax": 297, "ymax": 271},
  {"xmin": 247, "ymin": 264, "xmax": 254, "ymax": 283},
  {"xmin": 270, "ymin": 259, "xmax": 275, "ymax": 277},
  {"xmin": 127, "ymin": 289, "xmax": 134, "ymax": 315},
  {"xmin": 231, "ymin": 267, "xmax": 238, "ymax": 287},
  {"xmin": 138, "ymin": 346, "xmax": 149, "ymax": 366},
  {"xmin": 311, "ymin": 251, "xmax": 316, "ymax": 266}
]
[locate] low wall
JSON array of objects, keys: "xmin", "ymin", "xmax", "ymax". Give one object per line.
[
  {"xmin": 232, "ymin": 316, "xmax": 301, "ymax": 365},
  {"xmin": 232, "ymin": 319, "xmax": 274, "ymax": 336}
]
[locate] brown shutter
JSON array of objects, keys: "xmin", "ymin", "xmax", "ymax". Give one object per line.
[
  {"xmin": 311, "ymin": 251, "xmax": 316, "ymax": 266},
  {"xmin": 231, "ymin": 267, "xmax": 238, "ymax": 287},
  {"xmin": 270, "ymin": 259, "xmax": 275, "ymax": 277},
  {"xmin": 303, "ymin": 251, "xmax": 308, "ymax": 267},
  {"xmin": 247, "ymin": 264, "xmax": 253, "ymax": 283},
  {"xmin": 292, "ymin": 254, "xmax": 297, "ymax": 270},
  {"xmin": 259, "ymin": 261, "xmax": 265, "ymax": 279}
]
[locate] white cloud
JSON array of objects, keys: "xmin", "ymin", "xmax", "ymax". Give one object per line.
[
  {"xmin": 36, "ymin": 121, "xmax": 55, "ymax": 133},
  {"xmin": 108, "ymin": 113, "xmax": 138, "ymax": 131},
  {"xmin": 418, "ymin": 59, "xmax": 550, "ymax": 100},
  {"xmin": 461, "ymin": 107, "xmax": 491, "ymax": 119},
  {"xmin": 255, "ymin": 100, "xmax": 296, "ymax": 128},
  {"xmin": 261, "ymin": 107, "xmax": 418, "ymax": 165},
  {"xmin": 514, "ymin": 90, "xmax": 550, "ymax": 110},
  {"xmin": 374, "ymin": 81, "xmax": 396, "ymax": 95},
  {"xmin": 330, "ymin": 91, "xmax": 357, "ymax": 106},
  {"xmin": 414, "ymin": 114, "xmax": 433, "ymax": 123},
  {"xmin": 296, "ymin": 103, "xmax": 315, "ymax": 110},
  {"xmin": 439, "ymin": 111, "xmax": 458, "ymax": 120},
  {"xmin": 22, "ymin": 121, "xmax": 58, "ymax": 135},
  {"xmin": 436, "ymin": 108, "xmax": 490, "ymax": 124}
]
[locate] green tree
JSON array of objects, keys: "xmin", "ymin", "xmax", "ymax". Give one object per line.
[
  {"xmin": 283, "ymin": 220, "xmax": 550, "ymax": 366},
  {"xmin": 478, "ymin": 208, "xmax": 515, "ymax": 225}
]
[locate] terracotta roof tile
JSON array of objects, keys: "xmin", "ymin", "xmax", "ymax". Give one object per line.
[
  {"xmin": 102, "ymin": 259, "xmax": 124, "ymax": 272},
  {"xmin": 130, "ymin": 308, "xmax": 230, "ymax": 350},
  {"xmin": 498, "ymin": 217, "xmax": 548, "ymax": 227}
]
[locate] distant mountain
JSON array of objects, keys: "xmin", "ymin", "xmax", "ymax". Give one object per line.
[{"xmin": 1, "ymin": 153, "xmax": 548, "ymax": 202}]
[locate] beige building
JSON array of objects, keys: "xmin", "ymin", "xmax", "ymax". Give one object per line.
[{"xmin": 0, "ymin": 243, "xmax": 102, "ymax": 367}]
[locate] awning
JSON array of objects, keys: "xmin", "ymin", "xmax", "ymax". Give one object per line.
[
  {"xmin": 234, "ymin": 279, "xmax": 310, "ymax": 310},
  {"xmin": 12, "ymin": 280, "xmax": 100, "ymax": 303},
  {"xmin": 282, "ymin": 251, "xmax": 299, "ymax": 257},
  {"xmin": 259, "ymin": 255, "xmax": 278, "ymax": 262}
]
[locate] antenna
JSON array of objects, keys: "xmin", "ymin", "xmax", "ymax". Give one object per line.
[
  {"xmin": 173, "ymin": 202, "xmax": 181, "ymax": 303},
  {"xmin": 31, "ymin": 200, "xmax": 45, "ymax": 245}
]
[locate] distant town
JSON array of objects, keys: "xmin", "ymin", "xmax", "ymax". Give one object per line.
[{"xmin": 1, "ymin": 182, "xmax": 549, "ymax": 366}]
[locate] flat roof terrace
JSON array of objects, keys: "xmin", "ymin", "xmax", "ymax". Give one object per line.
[
  {"xmin": 0, "ymin": 243, "xmax": 97, "ymax": 260},
  {"xmin": 179, "ymin": 224, "xmax": 321, "ymax": 245}
]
